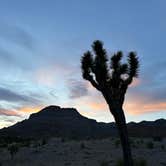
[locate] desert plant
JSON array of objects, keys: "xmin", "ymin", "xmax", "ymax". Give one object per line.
[
  {"xmin": 8, "ymin": 143, "xmax": 19, "ymax": 159},
  {"xmin": 138, "ymin": 159, "xmax": 147, "ymax": 166},
  {"xmin": 153, "ymin": 136, "xmax": 162, "ymax": 142},
  {"xmin": 146, "ymin": 141, "xmax": 154, "ymax": 149},
  {"xmin": 80, "ymin": 142, "xmax": 85, "ymax": 149},
  {"xmin": 116, "ymin": 159, "xmax": 123, "ymax": 166},
  {"xmin": 81, "ymin": 40, "xmax": 139, "ymax": 166},
  {"xmin": 161, "ymin": 144, "xmax": 165, "ymax": 150},
  {"xmin": 140, "ymin": 139, "xmax": 144, "ymax": 144},
  {"xmin": 114, "ymin": 139, "xmax": 120, "ymax": 148},
  {"xmin": 41, "ymin": 138, "xmax": 47, "ymax": 145},
  {"xmin": 130, "ymin": 139, "xmax": 137, "ymax": 148},
  {"xmin": 116, "ymin": 158, "xmax": 147, "ymax": 166},
  {"xmin": 61, "ymin": 138, "xmax": 65, "ymax": 143},
  {"xmin": 100, "ymin": 160, "xmax": 110, "ymax": 166}
]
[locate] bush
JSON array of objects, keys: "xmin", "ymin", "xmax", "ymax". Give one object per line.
[
  {"xmin": 8, "ymin": 143, "xmax": 19, "ymax": 159},
  {"xmin": 61, "ymin": 138, "xmax": 65, "ymax": 143},
  {"xmin": 41, "ymin": 138, "xmax": 47, "ymax": 145},
  {"xmin": 114, "ymin": 139, "xmax": 120, "ymax": 148},
  {"xmin": 100, "ymin": 160, "xmax": 109, "ymax": 166},
  {"xmin": 161, "ymin": 144, "xmax": 165, "ymax": 150},
  {"xmin": 80, "ymin": 142, "xmax": 85, "ymax": 149},
  {"xmin": 135, "ymin": 159, "xmax": 147, "ymax": 166},
  {"xmin": 116, "ymin": 159, "xmax": 123, "ymax": 166},
  {"xmin": 130, "ymin": 139, "xmax": 137, "ymax": 148},
  {"xmin": 116, "ymin": 158, "xmax": 147, "ymax": 166},
  {"xmin": 146, "ymin": 141, "xmax": 154, "ymax": 149},
  {"xmin": 0, "ymin": 142, "xmax": 8, "ymax": 148},
  {"xmin": 153, "ymin": 136, "xmax": 162, "ymax": 142},
  {"xmin": 140, "ymin": 139, "xmax": 144, "ymax": 144},
  {"xmin": 21, "ymin": 140, "xmax": 31, "ymax": 147}
]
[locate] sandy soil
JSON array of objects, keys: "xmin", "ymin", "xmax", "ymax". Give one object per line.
[{"xmin": 0, "ymin": 137, "xmax": 166, "ymax": 166}]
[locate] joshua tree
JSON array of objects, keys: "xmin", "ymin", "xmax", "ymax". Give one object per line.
[{"xmin": 81, "ymin": 40, "xmax": 139, "ymax": 166}]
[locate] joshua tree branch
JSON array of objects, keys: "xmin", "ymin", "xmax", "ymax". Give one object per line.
[{"xmin": 86, "ymin": 75, "xmax": 101, "ymax": 91}]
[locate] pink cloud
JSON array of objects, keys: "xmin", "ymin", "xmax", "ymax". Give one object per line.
[{"xmin": 0, "ymin": 109, "xmax": 21, "ymax": 117}]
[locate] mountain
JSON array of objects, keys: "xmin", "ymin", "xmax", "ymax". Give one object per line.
[
  {"xmin": 0, "ymin": 105, "xmax": 165, "ymax": 139},
  {"xmin": 127, "ymin": 118, "xmax": 166, "ymax": 137},
  {"xmin": 0, "ymin": 106, "xmax": 117, "ymax": 139}
]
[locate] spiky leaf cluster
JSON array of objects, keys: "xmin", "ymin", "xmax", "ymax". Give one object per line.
[{"xmin": 81, "ymin": 40, "xmax": 139, "ymax": 95}]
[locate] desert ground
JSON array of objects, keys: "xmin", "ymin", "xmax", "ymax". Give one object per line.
[{"xmin": 0, "ymin": 137, "xmax": 166, "ymax": 166}]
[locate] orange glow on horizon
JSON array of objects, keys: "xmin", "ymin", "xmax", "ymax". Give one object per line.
[
  {"xmin": 18, "ymin": 106, "xmax": 43, "ymax": 114},
  {"xmin": 124, "ymin": 101, "xmax": 166, "ymax": 115}
]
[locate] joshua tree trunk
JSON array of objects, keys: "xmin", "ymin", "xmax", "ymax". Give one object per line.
[
  {"xmin": 111, "ymin": 106, "xmax": 133, "ymax": 166},
  {"xmin": 81, "ymin": 40, "xmax": 139, "ymax": 166}
]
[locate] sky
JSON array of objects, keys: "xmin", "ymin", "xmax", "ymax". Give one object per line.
[{"xmin": 0, "ymin": 0, "xmax": 166, "ymax": 128}]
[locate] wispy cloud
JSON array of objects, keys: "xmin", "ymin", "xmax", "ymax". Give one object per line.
[
  {"xmin": 0, "ymin": 107, "xmax": 21, "ymax": 117},
  {"xmin": 0, "ymin": 22, "xmax": 35, "ymax": 50},
  {"xmin": 124, "ymin": 101, "xmax": 166, "ymax": 115},
  {"xmin": 0, "ymin": 86, "xmax": 41, "ymax": 105},
  {"xmin": 67, "ymin": 79, "xmax": 89, "ymax": 99}
]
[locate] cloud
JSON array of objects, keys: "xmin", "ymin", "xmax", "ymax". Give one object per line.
[
  {"xmin": 0, "ymin": 108, "xmax": 21, "ymax": 117},
  {"xmin": 71, "ymin": 81, "xmax": 166, "ymax": 118},
  {"xmin": 0, "ymin": 23, "xmax": 35, "ymax": 50},
  {"xmin": 124, "ymin": 101, "xmax": 166, "ymax": 115},
  {"xmin": 67, "ymin": 79, "xmax": 89, "ymax": 98},
  {"xmin": 0, "ymin": 47, "xmax": 15, "ymax": 63},
  {"xmin": 0, "ymin": 86, "xmax": 41, "ymax": 105},
  {"xmin": 34, "ymin": 68, "xmax": 57, "ymax": 86},
  {"xmin": 18, "ymin": 106, "xmax": 42, "ymax": 114}
]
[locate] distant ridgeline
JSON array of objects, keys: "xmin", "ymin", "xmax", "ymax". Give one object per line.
[{"xmin": 0, "ymin": 105, "xmax": 165, "ymax": 139}]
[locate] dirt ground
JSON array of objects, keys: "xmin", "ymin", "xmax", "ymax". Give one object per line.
[{"xmin": 0, "ymin": 137, "xmax": 166, "ymax": 166}]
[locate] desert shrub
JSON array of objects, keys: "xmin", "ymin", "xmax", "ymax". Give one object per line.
[
  {"xmin": 130, "ymin": 139, "xmax": 137, "ymax": 148},
  {"xmin": 61, "ymin": 138, "xmax": 65, "ymax": 143},
  {"xmin": 114, "ymin": 139, "xmax": 120, "ymax": 148},
  {"xmin": 8, "ymin": 143, "xmax": 19, "ymax": 159},
  {"xmin": 161, "ymin": 144, "xmax": 165, "ymax": 150},
  {"xmin": 80, "ymin": 142, "xmax": 85, "ymax": 149},
  {"xmin": 116, "ymin": 158, "xmax": 147, "ymax": 166},
  {"xmin": 41, "ymin": 138, "xmax": 47, "ymax": 145},
  {"xmin": 136, "ymin": 140, "xmax": 140, "ymax": 145},
  {"xmin": 20, "ymin": 140, "xmax": 31, "ymax": 147},
  {"xmin": 146, "ymin": 141, "xmax": 154, "ymax": 149},
  {"xmin": 0, "ymin": 142, "xmax": 8, "ymax": 148},
  {"xmin": 140, "ymin": 139, "xmax": 144, "ymax": 144},
  {"xmin": 153, "ymin": 136, "xmax": 162, "ymax": 142},
  {"xmin": 31, "ymin": 141, "xmax": 41, "ymax": 148},
  {"xmin": 100, "ymin": 160, "xmax": 109, "ymax": 166},
  {"xmin": 116, "ymin": 159, "xmax": 123, "ymax": 166},
  {"xmin": 135, "ymin": 159, "xmax": 147, "ymax": 166}
]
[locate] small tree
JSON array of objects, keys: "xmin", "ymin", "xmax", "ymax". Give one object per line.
[{"xmin": 81, "ymin": 40, "xmax": 139, "ymax": 166}]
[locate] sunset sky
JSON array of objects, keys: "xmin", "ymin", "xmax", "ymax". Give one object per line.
[{"xmin": 0, "ymin": 0, "xmax": 166, "ymax": 128}]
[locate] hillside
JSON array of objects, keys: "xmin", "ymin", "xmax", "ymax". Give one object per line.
[{"xmin": 0, "ymin": 105, "xmax": 165, "ymax": 139}]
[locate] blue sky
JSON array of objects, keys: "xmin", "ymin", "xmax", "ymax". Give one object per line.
[{"xmin": 0, "ymin": 0, "xmax": 166, "ymax": 128}]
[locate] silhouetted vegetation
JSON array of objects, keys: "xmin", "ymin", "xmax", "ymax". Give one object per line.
[
  {"xmin": 80, "ymin": 142, "xmax": 86, "ymax": 149},
  {"xmin": 0, "ymin": 136, "xmax": 31, "ymax": 149},
  {"xmin": 161, "ymin": 144, "xmax": 165, "ymax": 150},
  {"xmin": 114, "ymin": 139, "xmax": 120, "ymax": 148},
  {"xmin": 41, "ymin": 138, "xmax": 47, "ymax": 145},
  {"xmin": 116, "ymin": 158, "xmax": 147, "ymax": 166},
  {"xmin": 153, "ymin": 136, "xmax": 163, "ymax": 142},
  {"xmin": 146, "ymin": 141, "xmax": 154, "ymax": 149},
  {"xmin": 81, "ymin": 40, "xmax": 139, "ymax": 166},
  {"xmin": 100, "ymin": 160, "xmax": 110, "ymax": 166},
  {"xmin": 7, "ymin": 143, "xmax": 19, "ymax": 159}
]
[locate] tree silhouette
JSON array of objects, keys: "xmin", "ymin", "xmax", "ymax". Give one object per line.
[{"xmin": 81, "ymin": 40, "xmax": 139, "ymax": 166}]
